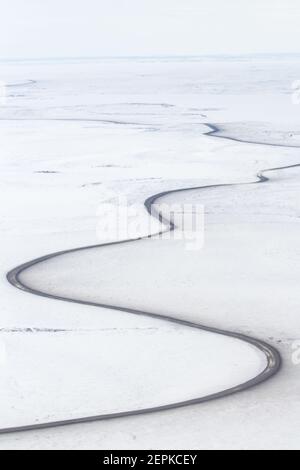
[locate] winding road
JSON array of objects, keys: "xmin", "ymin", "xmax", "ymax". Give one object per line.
[{"xmin": 0, "ymin": 120, "xmax": 290, "ymax": 434}]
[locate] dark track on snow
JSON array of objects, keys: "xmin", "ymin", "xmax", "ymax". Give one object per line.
[{"xmin": 2, "ymin": 117, "xmax": 293, "ymax": 434}]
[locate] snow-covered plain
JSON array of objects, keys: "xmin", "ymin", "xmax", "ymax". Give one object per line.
[{"xmin": 0, "ymin": 56, "xmax": 300, "ymax": 449}]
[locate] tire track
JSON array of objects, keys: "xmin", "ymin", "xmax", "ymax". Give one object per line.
[
  {"xmin": 6, "ymin": 80, "xmax": 37, "ymax": 88},
  {"xmin": 0, "ymin": 117, "xmax": 149, "ymax": 127},
  {"xmin": 1, "ymin": 121, "xmax": 286, "ymax": 434}
]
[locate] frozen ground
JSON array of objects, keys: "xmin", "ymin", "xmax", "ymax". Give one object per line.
[{"xmin": 0, "ymin": 56, "xmax": 300, "ymax": 449}]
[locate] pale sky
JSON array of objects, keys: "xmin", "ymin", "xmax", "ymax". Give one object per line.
[{"xmin": 1, "ymin": 0, "xmax": 300, "ymax": 59}]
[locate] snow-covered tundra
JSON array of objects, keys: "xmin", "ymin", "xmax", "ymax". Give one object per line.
[{"xmin": 0, "ymin": 56, "xmax": 300, "ymax": 449}]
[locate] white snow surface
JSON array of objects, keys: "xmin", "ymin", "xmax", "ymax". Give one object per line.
[{"xmin": 0, "ymin": 56, "xmax": 300, "ymax": 449}]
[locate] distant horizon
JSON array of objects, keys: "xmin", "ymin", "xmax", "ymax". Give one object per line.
[{"xmin": 1, "ymin": 52, "xmax": 300, "ymax": 63}]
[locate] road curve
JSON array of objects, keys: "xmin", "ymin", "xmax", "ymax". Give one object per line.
[{"xmin": 1, "ymin": 122, "xmax": 285, "ymax": 434}]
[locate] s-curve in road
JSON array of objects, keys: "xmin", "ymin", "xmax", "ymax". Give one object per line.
[{"xmin": 0, "ymin": 123, "xmax": 284, "ymax": 435}]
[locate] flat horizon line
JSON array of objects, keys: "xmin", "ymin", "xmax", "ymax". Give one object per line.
[{"xmin": 1, "ymin": 52, "xmax": 300, "ymax": 63}]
